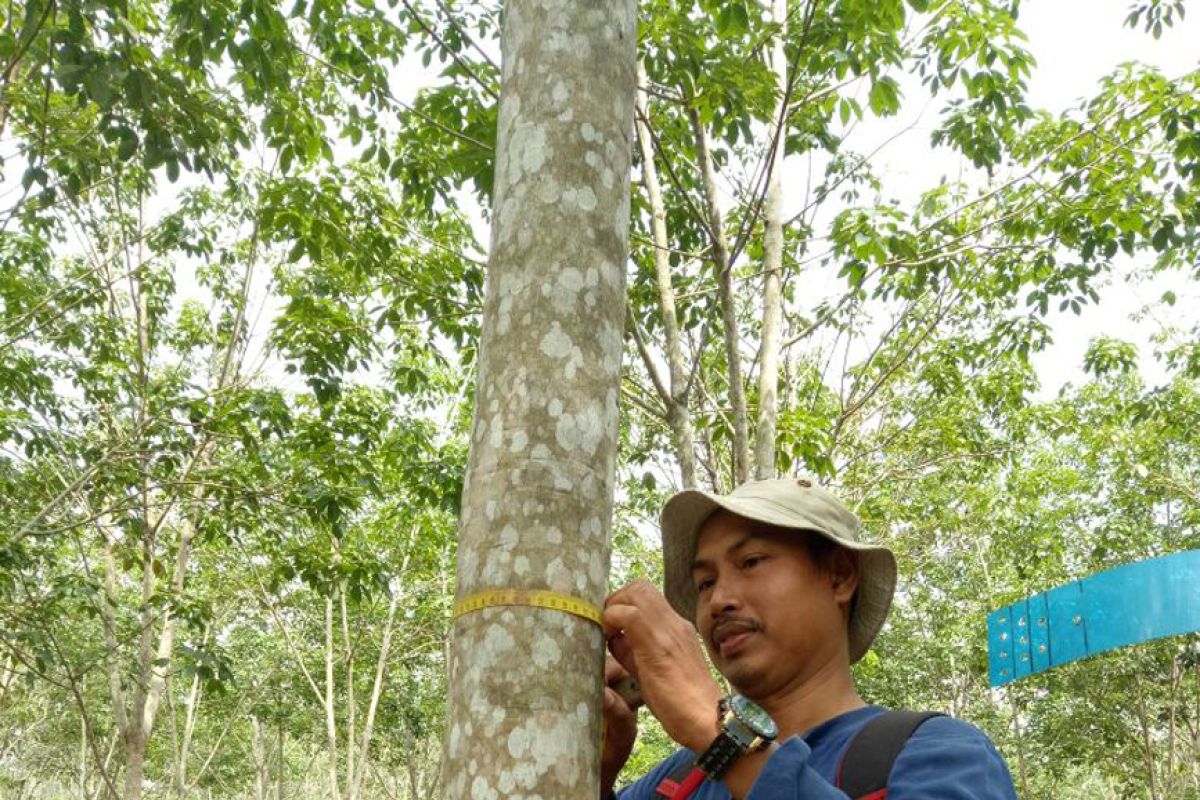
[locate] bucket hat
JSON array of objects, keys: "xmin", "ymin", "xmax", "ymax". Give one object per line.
[{"xmin": 661, "ymin": 477, "xmax": 896, "ymax": 664}]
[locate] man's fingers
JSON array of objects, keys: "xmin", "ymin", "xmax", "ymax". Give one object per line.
[
  {"xmin": 607, "ymin": 631, "xmax": 636, "ymax": 676},
  {"xmin": 602, "ymin": 687, "xmax": 637, "ymax": 728},
  {"xmin": 603, "ymin": 599, "xmax": 655, "ymax": 649},
  {"xmin": 604, "ymin": 654, "xmax": 629, "ymax": 683},
  {"xmin": 605, "ymin": 653, "xmax": 641, "ymax": 705},
  {"xmin": 601, "ymin": 600, "xmax": 637, "ymax": 640},
  {"xmin": 611, "ymin": 675, "xmax": 643, "ymax": 708}
]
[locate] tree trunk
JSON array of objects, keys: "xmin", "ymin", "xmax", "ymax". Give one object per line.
[
  {"xmin": 252, "ymin": 717, "xmax": 270, "ymax": 800},
  {"xmin": 324, "ymin": 595, "xmax": 341, "ymax": 800},
  {"xmin": 348, "ymin": 534, "xmax": 414, "ymax": 800},
  {"xmin": 439, "ymin": 1, "xmax": 636, "ymax": 797},
  {"xmin": 123, "ymin": 729, "xmax": 146, "ymax": 800},
  {"xmin": 276, "ymin": 717, "xmax": 285, "ymax": 800},
  {"xmin": 175, "ymin": 672, "xmax": 201, "ymax": 798},
  {"xmin": 755, "ymin": 0, "xmax": 788, "ymax": 481},
  {"xmin": 339, "ymin": 583, "xmax": 356, "ymax": 795},
  {"xmin": 79, "ymin": 714, "xmax": 88, "ymax": 796},
  {"xmin": 635, "ymin": 61, "xmax": 698, "ymax": 489},
  {"xmin": 691, "ymin": 108, "xmax": 750, "ymax": 485}
]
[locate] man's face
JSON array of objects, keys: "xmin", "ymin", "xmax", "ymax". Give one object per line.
[{"xmin": 691, "ymin": 510, "xmax": 856, "ymax": 698}]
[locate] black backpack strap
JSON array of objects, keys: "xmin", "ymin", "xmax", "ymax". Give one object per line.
[{"xmin": 836, "ymin": 710, "xmax": 944, "ymax": 799}]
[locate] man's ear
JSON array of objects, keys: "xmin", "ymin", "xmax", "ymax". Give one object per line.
[{"xmin": 829, "ymin": 548, "xmax": 860, "ymax": 606}]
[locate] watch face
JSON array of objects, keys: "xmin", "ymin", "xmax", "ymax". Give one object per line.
[{"xmin": 729, "ymin": 694, "xmax": 778, "ymax": 739}]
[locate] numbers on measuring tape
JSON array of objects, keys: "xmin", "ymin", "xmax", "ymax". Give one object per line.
[{"xmin": 452, "ymin": 588, "xmax": 603, "ymax": 626}]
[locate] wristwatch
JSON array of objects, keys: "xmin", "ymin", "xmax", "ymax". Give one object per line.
[{"xmin": 694, "ymin": 694, "xmax": 778, "ymax": 780}]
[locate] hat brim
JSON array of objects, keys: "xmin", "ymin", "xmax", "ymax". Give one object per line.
[{"xmin": 660, "ymin": 489, "xmax": 896, "ymax": 664}]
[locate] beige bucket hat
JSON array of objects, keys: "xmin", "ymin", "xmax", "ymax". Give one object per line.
[{"xmin": 660, "ymin": 477, "xmax": 896, "ymax": 664}]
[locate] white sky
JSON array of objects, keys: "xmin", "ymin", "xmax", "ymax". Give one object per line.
[
  {"xmin": 402, "ymin": 1, "xmax": 1199, "ymax": 401},
  {"xmin": 824, "ymin": 1, "xmax": 1200, "ymax": 398}
]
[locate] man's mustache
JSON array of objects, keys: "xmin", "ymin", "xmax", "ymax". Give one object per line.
[{"xmin": 710, "ymin": 615, "xmax": 762, "ymax": 648}]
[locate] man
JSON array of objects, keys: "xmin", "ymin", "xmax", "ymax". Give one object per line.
[{"xmin": 600, "ymin": 478, "xmax": 1016, "ymax": 799}]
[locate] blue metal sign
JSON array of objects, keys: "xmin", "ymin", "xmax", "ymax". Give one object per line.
[{"xmin": 988, "ymin": 549, "xmax": 1200, "ymax": 686}]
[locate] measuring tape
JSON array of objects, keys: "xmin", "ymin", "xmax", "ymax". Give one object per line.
[
  {"xmin": 451, "ymin": 587, "xmax": 643, "ymax": 766},
  {"xmin": 451, "ymin": 588, "xmax": 604, "ymax": 627}
]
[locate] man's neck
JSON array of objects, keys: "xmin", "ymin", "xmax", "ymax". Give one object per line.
[{"xmin": 752, "ymin": 656, "xmax": 865, "ymax": 739}]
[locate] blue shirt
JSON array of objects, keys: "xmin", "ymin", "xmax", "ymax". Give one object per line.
[{"xmin": 616, "ymin": 706, "xmax": 1017, "ymax": 799}]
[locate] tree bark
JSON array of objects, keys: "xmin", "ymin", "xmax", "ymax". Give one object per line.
[
  {"xmin": 755, "ymin": 0, "xmax": 788, "ymax": 481},
  {"xmin": 690, "ymin": 109, "xmax": 750, "ymax": 485},
  {"xmin": 339, "ymin": 582, "xmax": 355, "ymax": 795},
  {"xmin": 439, "ymin": 1, "xmax": 636, "ymax": 797},
  {"xmin": 635, "ymin": 62, "xmax": 698, "ymax": 489},
  {"xmin": 252, "ymin": 717, "xmax": 270, "ymax": 800},
  {"xmin": 324, "ymin": 595, "xmax": 341, "ymax": 800},
  {"xmin": 171, "ymin": 669, "xmax": 202, "ymax": 798}
]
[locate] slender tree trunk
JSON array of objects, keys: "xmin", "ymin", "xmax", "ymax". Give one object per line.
[
  {"xmin": 276, "ymin": 716, "xmax": 285, "ymax": 800},
  {"xmin": 439, "ymin": 1, "xmax": 636, "ymax": 796},
  {"xmin": 123, "ymin": 729, "xmax": 146, "ymax": 800},
  {"xmin": 339, "ymin": 583, "xmax": 355, "ymax": 794},
  {"xmin": 80, "ymin": 714, "xmax": 89, "ymax": 795},
  {"xmin": 755, "ymin": 0, "xmax": 788, "ymax": 480},
  {"xmin": 175, "ymin": 672, "xmax": 201, "ymax": 798},
  {"xmin": 0, "ymin": 653, "xmax": 13, "ymax": 710},
  {"xmin": 348, "ymin": 533, "xmax": 414, "ymax": 800},
  {"xmin": 690, "ymin": 108, "xmax": 750, "ymax": 485},
  {"xmin": 1007, "ymin": 688, "xmax": 1031, "ymax": 800},
  {"xmin": 345, "ymin": 585, "xmax": 399, "ymax": 800},
  {"xmin": 324, "ymin": 595, "xmax": 341, "ymax": 800},
  {"xmin": 635, "ymin": 62, "xmax": 698, "ymax": 489},
  {"xmin": 252, "ymin": 717, "xmax": 270, "ymax": 800},
  {"xmin": 1135, "ymin": 684, "xmax": 1160, "ymax": 800}
]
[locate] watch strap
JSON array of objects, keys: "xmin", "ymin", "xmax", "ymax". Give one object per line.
[{"xmin": 695, "ymin": 727, "xmax": 746, "ymax": 780}]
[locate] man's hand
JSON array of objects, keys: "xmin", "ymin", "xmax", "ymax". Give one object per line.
[
  {"xmin": 602, "ymin": 580, "xmax": 723, "ymax": 754},
  {"xmin": 601, "ymin": 656, "xmax": 639, "ymax": 794}
]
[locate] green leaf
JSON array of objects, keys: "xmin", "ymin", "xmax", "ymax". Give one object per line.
[
  {"xmin": 116, "ymin": 129, "xmax": 139, "ymax": 161},
  {"xmin": 868, "ymin": 77, "xmax": 901, "ymax": 116}
]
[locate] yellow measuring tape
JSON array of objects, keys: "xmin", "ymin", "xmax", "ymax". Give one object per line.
[
  {"xmin": 451, "ymin": 588, "xmax": 630, "ymax": 761},
  {"xmin": 451, "ymin": 588, "xmax": 604, "ymax": 627}
]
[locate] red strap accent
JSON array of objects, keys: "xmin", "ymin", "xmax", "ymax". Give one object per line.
[
  {"xmin": 655, "ymin": 768, "xmax": 707, "ymax": 799},
  {"xmin": 858, "ymin": 791, "xmax": 887, "ymax": 800},
  {"xmin": 670, "ymin": 768, "xmax": 707, "ymax": 799}
]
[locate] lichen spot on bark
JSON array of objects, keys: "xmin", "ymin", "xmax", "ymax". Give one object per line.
[
  {"xmin": 532, "ymin": 632, "xmax": 562, "ymax": 668},
  {"xmin": 588, "ymin": 551, "xmax": 605, "ymax": 589},
  {"xmin": 539, "ymin": 321, "xmax": 573, "ymax": 359},
  {"xmin": 470, "ymin": 774, "xmax": 498, "ymax": 800},
  {"xmin": 520, "ymin": 124, "xmax": 549, "ymax": 175},
  {"xmin": 554, "ymin": 401, "xmax": 604, "ymax": 455},
  {"xmin": 575, "ymin": 185, "xmax": 597, "ymax": 211},
  {"xmin": 544, "ymin": 557, "xmax": 573, "ymax": 593},
  {"xmin": 480, "ymin": 624, "xmax": 516, "ymax": 667},
  {"xmin": 500, "ymin": 524, "xmax": 519, "ymax": 549},
  {"xmin": 489, "ymin": 414, "xmax": 506, "ymax": 451},
  {"xmin": 581, "ymin": 516, "xmax": 601, "ymax": 539}
]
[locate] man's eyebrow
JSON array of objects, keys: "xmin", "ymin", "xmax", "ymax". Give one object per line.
[{"xmin": 691, "ymin": 532, "xmax": 760, "ymax": 573}]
